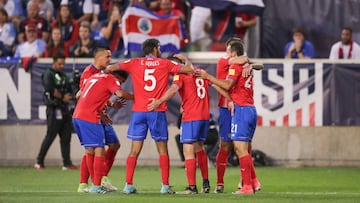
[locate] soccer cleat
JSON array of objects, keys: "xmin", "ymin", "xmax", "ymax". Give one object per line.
[
  {"xmin": 123, "ymin": 183, "xmax": 137, "ymax": 194},
  {"xmin": 238, "ymin": 180, "xmax": 243, "ymax": 189},
  {"xmin": 252, "ymin": 178, "xmax": 261, "ymax": 192},
  {"xmin": 214, "ymin": 185, "xmax": 224, "ymax": 193},
  {"xmin": 77, "ymin": 183, "xmax": 90, "ymax": 193},
  {"xmin": 160, "ymin": 184, "xmax": 175, "ymax": 194},
  {"xmin": 176, "ymin": 186, "xmax": 198, "ymax": 195},
  {"xmin": 202, "ymin": 179, "xmax": 210, "ymax": 193},
  {"xmin": 62, "ymin": 165, "xmax": 78, "ymax": 171},
  {"xmin": 232, "ymin": 185, "xmax": 254, "ymax": 195},
  {"xmin": 102, "ymin": 176, "xmax": 118, "ymax": 191},
  {"xmin": 90, "ymin": 185, "xmax": 109, "ymax": 194},
  {"xmin": 34, "ymin": 163, "xmax": 45, "ymax": 170}
]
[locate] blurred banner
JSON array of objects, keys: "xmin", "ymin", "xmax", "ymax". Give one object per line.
[
  {"xmin": 122, "ymin": 4, "xmax": 186, "ymax": 54},
  {"xmin": 189, "ymin": 0, "xmax": 265, "ymax": 15},
  {"xmin": 0, "ymin": 61, "xmax": 359, "ymax": 126}
]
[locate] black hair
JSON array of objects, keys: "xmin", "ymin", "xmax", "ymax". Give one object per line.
[
  {"xmin": 112, "ymin": 70, "xmax": 129, "ymax": 80},
  {"xmin": 342, "ymin": 27, "xmax": 352, "ymax": 33},
  {"xmin": 142, "ymin": 38, "xmax": 160, "ymax": 55},
  {"xmin": 229, "ymin": 41, "xmax": 244, "ymax": 56},
  {"xmin": 166, "ymin": 53, "xmax": 183, "ymax": 64},
  {"xmin": 52, "ymin": 53, "xmax": 66, "ymax": 62},
  {"xmin": 292, "ymin": 27, "xmax": 305, "ymax": 37},
  {"xmin": 225, "ymin": 37, "xmax": 243, "ymax": 47},
  {"xmin": 94, "ymin": 46, "xmax": 110, "ymax": 56}
]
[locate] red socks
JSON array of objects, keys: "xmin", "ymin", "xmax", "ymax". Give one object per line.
[
  {"xmin": 104, "ymin": 148, "xmax": 118, "ymax": 176},
  {"xmin": 216, "ymin": 149, "xmax": 229, "ymax": 185},
  {"xmin": 239, "ymin": 155, "xmax": 252, "ymax": 186},
  {"xmin": 196, "ymin": 150, "xmax": 208, "ymax": 180},
  {"xmin": 185, "ymin": 158, "xmax": 196, "ymax": 186},
  {"xmin": 93, "ymin": 156, "xmax": 106, "ymax": 186},
  {"xmin": 159, "ymin": 155, "xmax": 170, "ymax": 185},
  {"xmin": 86, "ymin": 154, "xmax": 95, "ymax": 183},
  {"xmin": 125, "ymin": 156, "xmax": 137, "ymax": 185},
  {"xmin": 79, "ymin": 155, "xmax": 89, "ymax": 184}
]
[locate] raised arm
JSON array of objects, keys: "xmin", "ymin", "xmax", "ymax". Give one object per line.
[{"xmin": 196, "ymin": 69, "xmax": 235, "ymax": 91}]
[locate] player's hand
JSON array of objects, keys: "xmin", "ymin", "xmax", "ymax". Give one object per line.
[
  {"xmin": 147, "ymin": 98, "xmax": 160, "ymax": 111},
  {"xmin": 241, "ymin": 63, "xmax": 252, "ymax": 77},
  {"xmin": 194, "ymin": 68, "xmax": 208, "ymax": 80},
  {"xmin": 100, "ymin": 111, "xmax": 113, "ymax": 125},
  {"xmin": 228, "ymin": 101, "xmax": 235, "ymax": 116},
  {"xmin": 111, "ymin": 97, "xmax": 127, "ymax": 109},
  {"xmin": 63, "ymin": 93, "xmax": 73, "ymax": 103}
]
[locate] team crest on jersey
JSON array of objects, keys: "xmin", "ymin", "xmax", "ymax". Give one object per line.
[
  {"xmin": 173, "ymin": 75, "xmax": 179, "ymax": 81},
  {"xmin": 229, "ymin": 69, "xmax": 235, "ymax": 76},
  {"xmin": 137, "ymin": 18, "xmax": 152, "ymax": 34}
]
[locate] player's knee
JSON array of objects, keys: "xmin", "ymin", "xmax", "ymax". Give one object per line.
[{"xmin": 108, "ymin": 143, "xmax": 120, "ymax": 151}]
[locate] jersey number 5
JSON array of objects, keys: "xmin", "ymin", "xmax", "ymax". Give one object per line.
[{"xmin": 144, "ymin": 69, "xmax": 156, "ymax": 91}]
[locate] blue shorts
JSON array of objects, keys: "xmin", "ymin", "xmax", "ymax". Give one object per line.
[
  {"xmin": 218, "ymin": 107, "xmax": 232, "ymax": 142},
  {"xmin": 231, "ymin": 105, "xmax": 257, "ymax": 142},
  {"xmin": 180, "ymin": 120, "xmax": 209, "ymax": 143},
  {"xmin": 127, "ymin": 112, "xmax": 169, "ymax": 142},
  {"xmin": 102, "ymin": 124, "xmax": 120, "ymax": 145},
  {"xmin": 73, "ymin": 118, "xmax": 105, "ymax": 149}
]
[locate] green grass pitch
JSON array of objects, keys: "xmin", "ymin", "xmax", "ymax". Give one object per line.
[{"xmin": 0, "ymin": 166, "xmax": 359, "ymax": 203}]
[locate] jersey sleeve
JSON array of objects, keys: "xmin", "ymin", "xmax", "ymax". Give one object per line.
[
  {"xmin": 227, "ymin": 64, "xmax": 242, "ymax": 81},
  {"xmin": 168, "ymin": 60, "xmax": 183, "ymax": 74},
  {"xmin": 119, "ymin": 59, "xmax": 134, "ymax": 73},
  {"xmin": 171, "ymin": 74, "xmax": 183, "ymax": 88},
  {"xmin": 79, "ymin": 69, "xmax": 92, "ymax": 90},
  {"xmin": 106, "ymin": 75, "xmax": 122, "ymax": 94}
]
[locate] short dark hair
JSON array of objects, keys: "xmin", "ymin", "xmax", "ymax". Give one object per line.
[
  {"xmin": 142, "ymin": 38, "xmax": 160, "ymax": 55},
  {"xmin": 94, "ymin": 46, "xmax": 110, "ymax": 56},
  {"xmin": 342, "ymin": 27, "xmax": 352, "ymax": 33},
  {"xmin": 225, "ymin": 37, "xmax": 243, "ymax": 47},
  {"xmin": 292, "ymin": 27, "xmax": 305, "ymax": 36},
  {"xmin": 52, "ymin": 53, "xmax": 65, "ymax": 62},
  {"xmin": 112, "ymin": 70, "xmax": 129, "ymax": 80},
  {"xmin": 166, "ymin": 53, "xmax": 183, "ymax": 64},
  {"xmin": 229, "ymin": 41, "xmax": 244, "ymax": 56}
]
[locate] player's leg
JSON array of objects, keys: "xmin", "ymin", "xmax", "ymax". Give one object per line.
[
  {"xmin": 123, "ymin": 112, "xmax": 147, "ymax": 194},
  {"xmin": 102, "ymin": 124, "xmax": 120, "ymax": 191},
  {"xmin": 194, "ymin": 120, "xmax": 210, "ymax": 193},
  {"xmin": 149, "ymin": 112, "xmax": 174, "ymax": 194},
  {"xmin": 215, "ymin": 107, "xmax": 232, "ymax": 192},
  {"xmin": 233, "ymin": 141, "xmax": 253, "ymax": 195},
  {"xmin": 248, "ymin": 143, "xmax": 261, "ymax": 191}
]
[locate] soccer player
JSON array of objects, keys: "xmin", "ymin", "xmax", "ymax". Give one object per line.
[
  {"xmin": 76, "ymin": 47, "xmax": 124, "ymax": 192},
  {"xmin": 73, "ymin": 70, "xmax": 133, "ymax": 194},
  {"xmin": 196, "ymin": 41, "xmax": 261, "ymax": 195},
  {"xmin": 214, "ymin": 37, "xmax": 262, "ymax": 193},
  {"xmin": 147, "ymin": 55, "xmax": 214, "ymax": 194},
  {"xmin": 106, "ymin": 38, "xmax": 194, "ymax": 194}
]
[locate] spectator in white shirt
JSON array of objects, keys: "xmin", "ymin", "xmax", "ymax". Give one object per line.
[
  {"xmin": 329, "ymin": 27, "xmax": 360, "ymax": 59},
  {"xmin": 14, "ymin": 23, "xmax": 46, "ymax": 58}
]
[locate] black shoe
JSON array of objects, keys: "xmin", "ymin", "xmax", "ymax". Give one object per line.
[
  {"xmin": 176, "ymin": 186, "xmax": 198, "ymax": 194},
  {"xmin": 202, "ymin": 179, "xmax": 210, "ymax": 193}
]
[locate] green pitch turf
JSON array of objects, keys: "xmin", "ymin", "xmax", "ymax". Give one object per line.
[{"xmin": 0, "ymin": 166, "xmax": 359, "ymax": 203}]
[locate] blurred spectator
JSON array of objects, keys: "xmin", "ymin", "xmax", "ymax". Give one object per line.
[
  {"xmin": 0, "ymin": 8, "xmax": 16, "ymax": 57},
  {"xmin": 45, "ymin": 26, "xmax": 69, "ymax": 57},
  {"xmin": 97, "ymin": 3, "xmax": 123, "ymax": 57},
  {"xmin": 18, "ymin": 1, "xmax": 49, "ymax": 43},
  {"xmin": 284, "ymin": 27, "xmax": 314, "ymax": 59},
  {"xmin": 189, "ymin": 6, "xmax": 211, "ymax": 51},
  {"xmin": 61, "ymin": 0, "xmax": 93, "ymax": 23},
  {"xmin": 329, "ymin": 27, "xmax": 360, "ymax": 59},
  {"xmin": 51, "ymin": 3, "xmax": 79, "ymax": 49},
  {"xmin": 14, "ymin": 23, "xmax": 46, "ymax": 57},
  {"xmin": 235, "ymin": 13, "xmax": 256, "ymax": 39},
  {"xmin": 209, "ymin": 10, "xmax": 236, "ymax": 51},
  {"xmin": 71, "ymin": 21, "xmax": 98, "ymax": 57},
  {"xmin": 91, "ymin": 0, "xmax": 129, "ymax": 30},
  {"xmin": 27, "ymin": 0, "xmax": 54, "ymax": 24},
  {"xmin": 0, "ymin": 0, "xmax": 23, "ymax": 30},
  {"xmin": 157, "ymin": 0, "xmax": 185, "ymax": 21},
  {"xmin": 145, "ymin": 0, "xmax": 160, "ymax": 12}
]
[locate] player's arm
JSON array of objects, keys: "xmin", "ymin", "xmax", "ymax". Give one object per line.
[
  {"xmin": 114, "ymin": 90, "xmax": 134, "ymax": 100},
  {"xmin": 212, "ymin": 84, "xmax": 232, "ymax": 102},
  {"xmin": 196, "ymin": 69, "xmax": 235, "ymax": 91},
  {"xmin": 147, "ymin": 84, "xmax": 180, "ymax": 111},
  {"xmin": 173, "ymin": 54, "xmax": 194, "ymax": 74},
  {"xmin": 228, "ymin": 55, "xmax": 249, "ymax": 65}
]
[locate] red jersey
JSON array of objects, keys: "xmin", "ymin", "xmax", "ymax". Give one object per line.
[
  {"xmin": 216, "ymin": 55, "xmax": 231, "ymax": 108},
  {"xmin": 79, "ymin": 64, "xmax": 101, "ymax": 90},
  {"xmin": 73, "ymin": 73, "xmax": 122, "ymax": 123},
  {"xmin": 227, "ymin": 64, "xmax": 254, "ymax": 106},
  {"xmin": 118, "ymin": 56, "xmax": 182, "ymax": 112},
  {"xmin": 172, "ymin": 73, "xmax": 210, "ymax": 122}
]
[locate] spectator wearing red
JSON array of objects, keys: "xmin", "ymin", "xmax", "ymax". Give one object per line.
[
  {"xmin": 235, "ymin": 13, "xmax": 257, "ymax": 39},
  {"xmin": 157, "ymin": 0, "xmax": 185, "ymax": 21},
  {"xmin": 45, "ymin": 27, "xmax": 69, "ymax": 57},
  {"xmin": 51, "ymin": 3, "xmax": 79, "ymax": 49},
  {"xmin": 18, "ymin": 1, "xmax": 50, "ymax": 43}
]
